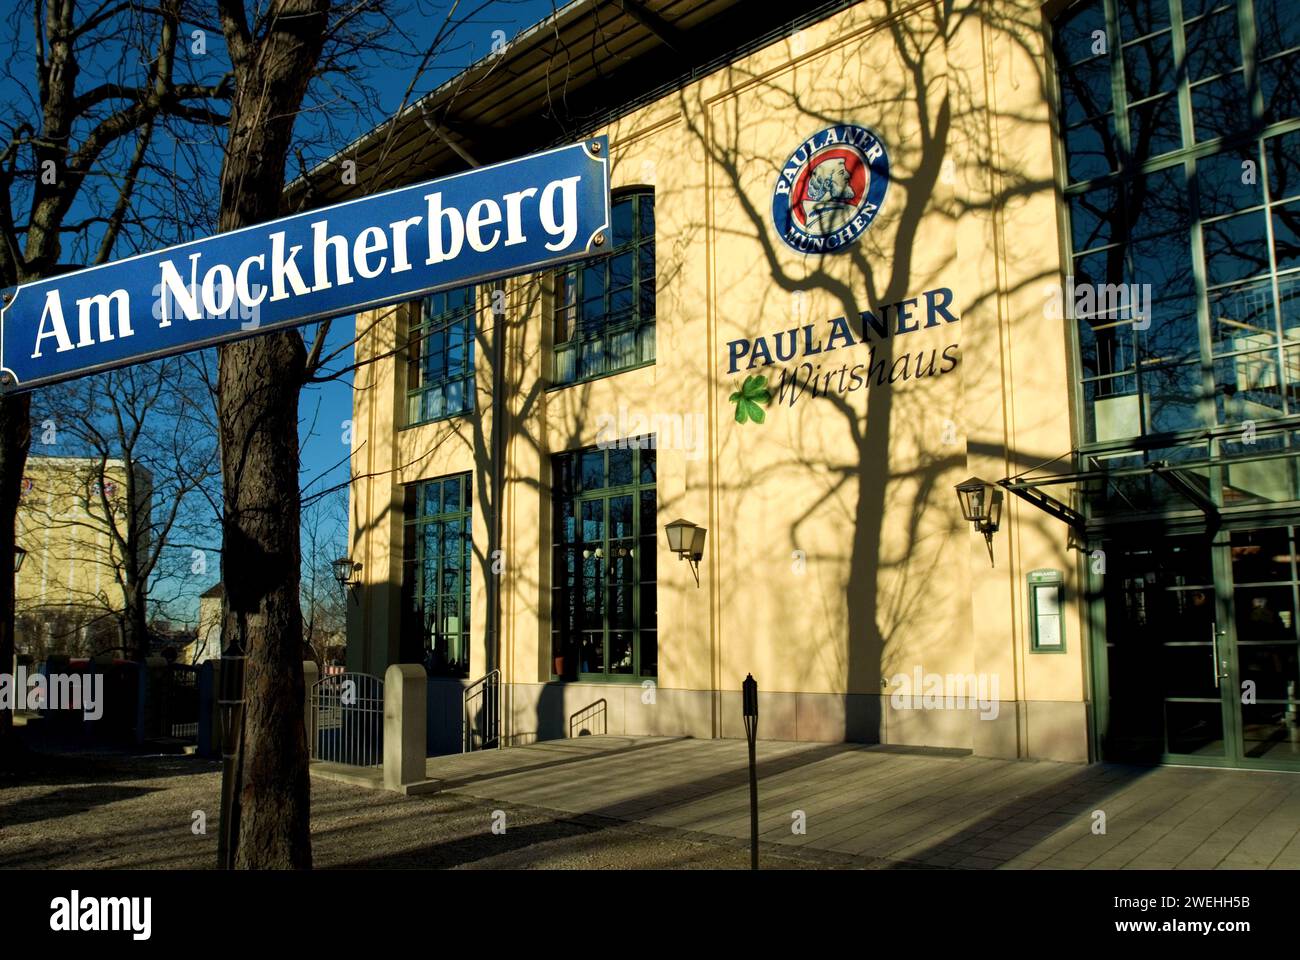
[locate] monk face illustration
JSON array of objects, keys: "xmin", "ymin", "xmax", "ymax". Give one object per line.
[
  {"xmin": 800, "ymin": 157, "xmax": 859, "ymax": 237},
  {"xmin": 771, "ymin": 125, "xmax": 890, "ymax": 253}
]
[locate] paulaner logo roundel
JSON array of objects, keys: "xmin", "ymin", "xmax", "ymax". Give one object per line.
[{"xmin": 771, "ymin": 124, "xmax": 890, "ymax": 254}]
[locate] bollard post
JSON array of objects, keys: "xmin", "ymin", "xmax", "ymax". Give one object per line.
[
  {"xmin": 302, "ymin": 661, "xmax": 319, "ymax": 761},
  {"xmin": 384, "ymin": 664, "xmax": 427, "ymax": 791},
  {"xmin": 743, "ymin": 673, "xmax": 759, "ymax": 870}
]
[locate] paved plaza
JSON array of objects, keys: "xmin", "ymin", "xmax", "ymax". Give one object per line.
[
  {"xmin": 5, "ymin": 736, "xmax": 1299, "ymax": 869},
  {"xmin": 317, "ymin": 735, "xmax": 1300, "ymax": 869}
]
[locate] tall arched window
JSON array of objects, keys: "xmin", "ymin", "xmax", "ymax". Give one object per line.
[
  {"xmin": 552, "ymin": 189, "xmax": 656, "ymax": 385},
  {"xmin": 406, "ymin": 285, "xmax": 476, "ymax": 426},
  {"xmin": 400, "ymin": 473, "xmax": 472, "ymax": 678}
]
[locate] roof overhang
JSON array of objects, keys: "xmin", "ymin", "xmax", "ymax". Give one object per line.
[{"xmin": 285, "ymin": 0, "xmax": 858, "ymax": 210}]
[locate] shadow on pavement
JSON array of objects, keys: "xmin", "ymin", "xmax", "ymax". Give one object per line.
[{"xmin": 0, "ymin": 783, "xmax": 162, "ymax": 829}]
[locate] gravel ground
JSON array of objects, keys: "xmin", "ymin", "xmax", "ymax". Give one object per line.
[{"xmin": 0, "ymin": 749, "xmax": 833, "ymax": 870}]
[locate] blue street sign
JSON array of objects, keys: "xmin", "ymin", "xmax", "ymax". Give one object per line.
[{"xmin": 0, "ymin": 138, "xmax": 611, "ymax": 392}]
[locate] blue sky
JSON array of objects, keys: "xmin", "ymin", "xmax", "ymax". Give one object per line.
[
  {"xmin": 297, "ymin": 0, "xmax": 558, "ymax": 513},
  {"xmin": 3, "ymin": 1, "xmax": 561, "ymax": 625},
  {"xmin": 287, "ymin": 0, "xmax": 570, "ymax": 624},
  {"xmin": 298, "ymin": 318, "xmax": 358, "ymax": 506}
]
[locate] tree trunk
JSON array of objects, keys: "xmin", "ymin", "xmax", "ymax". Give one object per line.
[
  {"xmin": 219, "ymin": 331, "xmax": 310, "ymax": 869},
  {"xmin": 0, "ymin": 393, "xmax": 32, "ymax": 761},
  {"xmin": 215, "ymin": 0, "xmax": 329, "ymax": 870}
]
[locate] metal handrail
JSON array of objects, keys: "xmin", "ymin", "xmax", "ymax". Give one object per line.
[
  {"xmin": 569, "ymin": 698, "xmax": 607, "ymax": 738},
  {"xmin": 462, "ymin": 669, "xmax": 502, "ymax": 752}
]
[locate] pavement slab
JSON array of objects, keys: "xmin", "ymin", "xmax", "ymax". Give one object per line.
[
  {"xmin": 5, "ymin": 736, "xmax": 1297, "ymax": 869},
  {"xmin": 420, "ymin": 735, "xmax": 1300, "ymax": 869}
]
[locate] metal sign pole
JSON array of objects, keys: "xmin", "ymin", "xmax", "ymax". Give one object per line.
[{"xmin": 217, "ymin": 633, "xmax": 246, "ymax": 870}]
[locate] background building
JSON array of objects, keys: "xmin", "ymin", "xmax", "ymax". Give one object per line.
[
  {"xmin": 183, "ymin": 583, "xmax": 226, "ymax": 665},
  {"xmin": 306, "ymin": 0, "xmax": 1300, "ymax": 771},
  {"xmin": 14, "ymin": 455, "xmax": 153, "ymax": 659}
]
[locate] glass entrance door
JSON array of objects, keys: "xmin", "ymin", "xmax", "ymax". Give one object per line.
[
  {"xmin": 1102, "ymin": 535, "xmax": 1226, "ymax": 762},
  {"xmin": 1100, "ymin": 528, "xmax": 1300, "ymax": 769},
  {"xmin": 1226, "ymin": 528, "xmax": 1300, "ymax": 767}
]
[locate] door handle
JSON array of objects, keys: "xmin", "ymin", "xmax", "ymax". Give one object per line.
[{"xmin": 1211, "ymin": 623, "xmax": 1229, "ymax": 688}]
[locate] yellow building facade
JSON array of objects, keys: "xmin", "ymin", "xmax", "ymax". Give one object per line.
[
  {"xmin": 15, "ymin": 455, "xmax": 152, "ymax": 655},
  {"xmin": 186, "ymin": 583, "xmax": 224, "ymax": 666},
  {"xmin": 334, "ymin": 0, "xmax": 1300, "ymax": 770}
]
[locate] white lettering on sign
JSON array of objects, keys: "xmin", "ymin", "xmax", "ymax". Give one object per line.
[
  {"xmin": 540, "ymin": 176, "xmax": 580, "ymax": 250},
  {"xmin": 32, "ymin": 290, "xmax": 134, "ymax": 359},
  {"xmin": 32, "ymin": 291, "xmax": 76, "ymax": 357},
  {"xmin": 29, "ymin": 173, "xmax": 588, "ymax": 357}
]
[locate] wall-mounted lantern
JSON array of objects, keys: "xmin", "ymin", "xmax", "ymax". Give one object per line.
[
  {"xmin": 13, "ymin": 545, "xmax": 27, "ymax": 573},
  {"xmin": 332, "ymin": 556, "xmax": 362, "ymax": 604},
  {"xmin": 664, "ymin": 518, "xmax": 707, "ymax": 587},
  {"xmin": 955, "ymin": 476, "xmax": 1002, "ymax": 567}
]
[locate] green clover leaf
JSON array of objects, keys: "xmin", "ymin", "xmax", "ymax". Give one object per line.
[{"xmin": 729, "ymin": 374, "xmax": 772, "ymax": 425}]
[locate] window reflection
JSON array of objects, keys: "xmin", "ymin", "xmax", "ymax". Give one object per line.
[
  {"xmin": 1117, "ymin": 0, "xmax": 1170, "ymax": 37},
  {"xmin": 1057, "ymin": 0, "xmax": 1300, "ymax": 445},
  {"xmin": 1197, "ymin": 147, "xmax": 1263, "ymax": 217},
  {"xmin": 551, "ymin": 442, "xmax": 657, "ymax": 680},
  {"xmin": 406, "ymin": 286, "xmax": 475, "ymax": 425},
  {"xmin": 1185, "ymin": 7, "xmax": 1241, "ymax": 80},
  {"xmin": 1256, "ymin": 0, "xmax": 1300, "ymax": 56},
  {"xmin": 1139, "ymin": 294, "xmax": 1198, "ymax": 364},
  {"xmin": 1210, "ymin": 279, "xmax": 1277, "ymax": 355},
  {"xmin": 1274, "ymin": 200, "xmax": 1300, "ymax": 272},
  {"xmin": 553, "ymin": 191, "xmax": 655, "ymax": 385},
  {"xmin": 1203, "ymin": 210, "xmax": 1270, "ymax": 285},
  {"xmin": 1261, "ymin": 53, "xmax": 1300, "ymax": 126},
  {"xmin": 401, "ymin": 473, "xmax": 472, "ymax": 678}
]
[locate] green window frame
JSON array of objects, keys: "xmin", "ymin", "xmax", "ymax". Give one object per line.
[
  {"xmin": 1053, "ymin": 0, "xmax": 1300, "ymax": 514},
  {"xmin": 401, "ymin": 473, "xmax": 472, "ymax": 678},
  {"xmin": 552, "ymin": 190, "xmax": 656, "ymax": 385},
  {"xmin": 551, "ymin": 440, "xmax": 657, "ymax": 681},
  {"xmin": 406, "ymin": 286, "xmax": 475, "ymax": 425}
]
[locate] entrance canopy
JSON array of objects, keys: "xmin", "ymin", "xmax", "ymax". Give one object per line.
[{"xmin": 1002, "ymin": 416, "xmax": 1300, "ymax": 534}]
